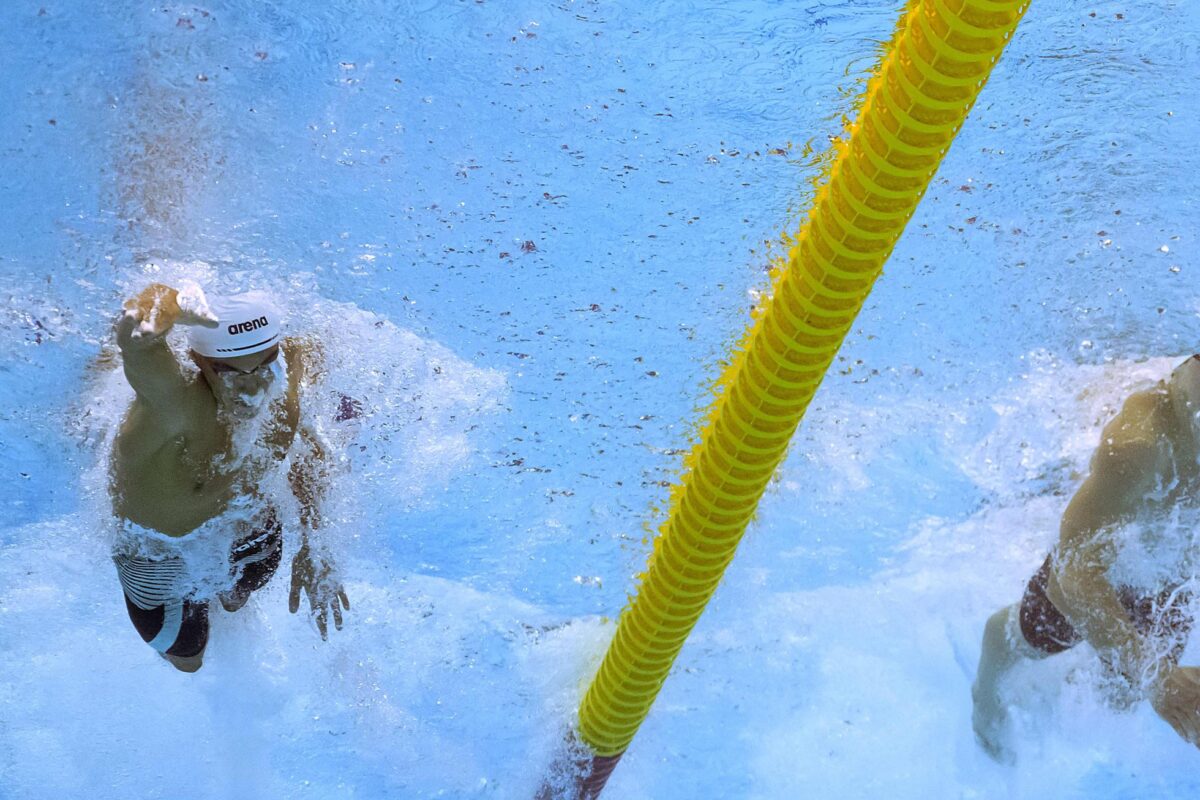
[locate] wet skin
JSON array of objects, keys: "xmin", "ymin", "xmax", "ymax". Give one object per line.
[
  {"xmin": 111, "ymin": 283, "xmax": 349, "ymax": 670},
  {"xmin": 112, "ymin": 339, "xmax": 301, "ymax": 536},
  {"xmin": 973, "ymin": 356, "xmax": 1200, "ymax": 756}
]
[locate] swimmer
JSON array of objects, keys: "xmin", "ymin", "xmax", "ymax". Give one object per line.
[
  {"xmin": 973, "ymin": 355, "xmax": 1200, "ymax": 759},
  {"xmin": 111, "ymin": 282, "xmax": 350, "ymax": 672}
]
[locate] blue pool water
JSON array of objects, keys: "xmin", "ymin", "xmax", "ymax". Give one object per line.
[{"xmin": 1, "ymin": 1, "xmax": 1198, "ymax": 797}]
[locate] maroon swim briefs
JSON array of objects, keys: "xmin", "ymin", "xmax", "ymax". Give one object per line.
[{"xmin": 1019, "ymin": 554, "xmax": 1193, "ymax": 658}]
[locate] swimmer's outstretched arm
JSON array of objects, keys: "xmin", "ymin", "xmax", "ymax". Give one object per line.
[
  {"xmin": 115, "ymin": 283, "xmax": 217, "ymax": 418},
  {"xmin": 116, "ymin": 284, "xmax": 189, "ymax": 407},
  {"xmin": 287, "ymin": 425, "xmax": 350, "ymax": 640}
]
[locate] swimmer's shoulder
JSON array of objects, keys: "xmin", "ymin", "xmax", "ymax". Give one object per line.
[
  {"xmin": 271, "ymin": 336, "xmax": 320, "ymax": 441},
  {"xmin": 1102, "ymin": 386, "xmax": 1168, "ymax": 448},
  {"xmin": 120, "ymin": 369, "xmax": 216, "ymax": 445},
  {"xmin": 1087, "ymin": 385, "xmax": 1173, "ymax": 486},
  {"xmin": 282, "ymin": 335, "xmax": 326, "ymax": 388}
]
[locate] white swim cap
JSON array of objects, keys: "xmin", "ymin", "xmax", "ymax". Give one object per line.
[{"xmin": 188, "ymin": 291, "xmax": 283, "ymax": 357}]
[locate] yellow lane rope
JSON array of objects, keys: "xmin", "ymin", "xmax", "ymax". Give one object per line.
[{"xmin": 565, "ymin": 0, "xmax": 1031, "ymax": 793}]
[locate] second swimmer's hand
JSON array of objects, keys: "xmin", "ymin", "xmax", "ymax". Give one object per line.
[
  {"xmin": 1151, "ymin": 665, "xmax": 1200, "ymax": 746},
  {"xmin": 289, "ymin": 544, "xmax": 350, "ymax": 640}
]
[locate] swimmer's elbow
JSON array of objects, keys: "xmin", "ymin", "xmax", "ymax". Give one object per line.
[
  {"xmin": 1047, "ymin": 558, "xmax": 1089, "ymax": 606},
  {"xmin": 1044, "ymin": 555, "xmax": 1109, "ymax": 636}
]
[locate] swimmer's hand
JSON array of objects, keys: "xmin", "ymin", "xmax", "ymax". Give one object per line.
[
  {"xmin": 289, "ymin": 544, "xmax": 350, "ymax": 640},
  {"xmin": 1151, "ymin": 665, "xmax": 1200, "ymax": 746},
  {"xmin": 118, "ymin": 282, "xmax": 219, "ymax": 347}
]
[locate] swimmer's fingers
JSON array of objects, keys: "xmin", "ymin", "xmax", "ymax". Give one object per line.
[
  {"xmin": 121, "ymin": 284, "xmax": 184, "ymax": 342},
  {"xmin": 175, "ymin": 309, "xmax": 220, "ymax": 327},
  {"xmin": 332, "ymin": 598, "xmax": 343, "ymax": 632},
  {"xmin": 288, "ymin": 547, "xmax": 319, "ymax": 615},
  {"xmin": 289, "ymin": 548, "xmax": 346, "ymax": 639},
  {"xmin": 174, "ymin": 281, "xmax": 219, "ymax": 328},
  {"xmin": 122, "ymin": 283, "xmax": 174, "ymax": 316},
  {"xmin": 315, "ymin": 585, "xmax": 348, "ymax": 636},
  {"xmin": 288, "ymin": 567, "xmax": 304, "ymax": 614},
  {"xmin": 314, "ymin": 601, "xmax": 329, "ymax": 641}
]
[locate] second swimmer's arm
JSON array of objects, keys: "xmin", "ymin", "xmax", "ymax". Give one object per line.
[
  {"xmin": 1054, "ymin": 440, "xmax": 1200, "ymax": 747},
  {"xmin": 1049, "ymin": 396, "xmax": 1200, "ymax": 747}
]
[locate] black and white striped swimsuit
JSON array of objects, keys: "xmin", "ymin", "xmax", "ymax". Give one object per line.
[{"xmin": 113, "ymin": 510, "xmax": 283, "ymax": 659}]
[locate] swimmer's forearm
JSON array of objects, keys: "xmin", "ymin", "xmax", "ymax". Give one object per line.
[
  {"xmin": 119, "ymin": 284, "xmax": 183, "ymax": 342},
  {"xmin": 1051, "ymin": 548, "xmax": 1154, "ymax": 678},
  {"xmin": 116, "ymin": 283, "xmax": 216, "ymax": 414},
  {"xmin": 289, "ymin": 473, "xmax": 324, "ymax": 531},
  {"xmin": 1052, "ymin": 444, "xmax": 1160, "ymax": 673},
  {"xmin": 288, "ymin": 430, "xmax": 328, "ymax": 531},
  {"xmin": 117, "ymin": 323, "xmax": 185, "ymax": 403}
]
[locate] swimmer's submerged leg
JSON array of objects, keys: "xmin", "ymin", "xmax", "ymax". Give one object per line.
[
  {"xmin": 972, "ymin": 554, "xmax": 1087, "ymax": 760},
  {"xmin": 121, "ymin": 590, "xmax": 209, "ymax": 672},
  {"xmin": 972, "ymin": 603, "xmax": 1050, "ymax": 762},
  {"xmin": 115, "ymin": 553, "xmax": 210, "ymax": 672}
]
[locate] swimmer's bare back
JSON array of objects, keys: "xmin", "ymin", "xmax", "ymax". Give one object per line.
[
  {"xmin": 111, "ymin": 283, "xmax": 304, "ymax": 536},
  {"xmin": 974, "ymin": 356, "xmax": 1200, "ymax": 755}
]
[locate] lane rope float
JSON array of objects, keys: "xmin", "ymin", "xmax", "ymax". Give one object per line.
[{"xmin": 539, "ymin": 1, "xmax": 1031, "ymax": 796}]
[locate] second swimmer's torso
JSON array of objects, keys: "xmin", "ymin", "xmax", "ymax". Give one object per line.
[{"xmin": 1104, "ymin": 390, "xmax": 1200, "ymax": 594}]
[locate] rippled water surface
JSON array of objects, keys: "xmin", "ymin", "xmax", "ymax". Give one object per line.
[{"xmin": 1, "ymin": 1, "xmax": 1199, "ymax": 798}]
